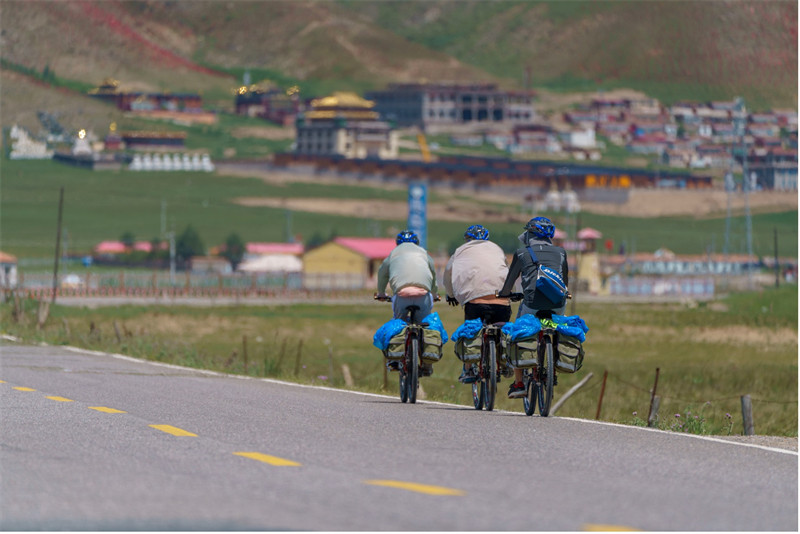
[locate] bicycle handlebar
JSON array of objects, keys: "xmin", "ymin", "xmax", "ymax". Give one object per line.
[
  {"xmin": 497, "ymin": 291, "xmax": 572, "ymax": 302},
  {"xmin": 374, "ymin": 292, "xmax": 441, "ymax": 302}
]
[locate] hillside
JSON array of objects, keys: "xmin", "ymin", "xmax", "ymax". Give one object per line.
[
  {"xmin": 348, "ymin": 1, "xmax": 798, "ymax": 109},
  {"xmin": 0, "ymin": 0, "xmax": 796, "ymax": 136}
]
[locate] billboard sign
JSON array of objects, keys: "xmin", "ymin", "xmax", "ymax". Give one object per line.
[{"xmin": 407, "ymin": 181, "xmax": 427, "ymax": 249}]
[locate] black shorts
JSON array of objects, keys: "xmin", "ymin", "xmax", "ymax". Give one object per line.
[{"xmin": 464, "ymin": 303, "xmax": 511, "ymax": 324}]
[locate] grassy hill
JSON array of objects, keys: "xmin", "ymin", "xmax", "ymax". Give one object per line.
[
  {"xmin": 1, "ymin": 0, "xmax": 796, "ymax": 136},
  {"xmin": 347, "ymin": 1, "xmax": 798, "ymax": 109}
]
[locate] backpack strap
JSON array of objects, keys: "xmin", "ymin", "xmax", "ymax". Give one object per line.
[{"xmin": 526, "ymin": 246, "xmax": 539, "ymax": 264}]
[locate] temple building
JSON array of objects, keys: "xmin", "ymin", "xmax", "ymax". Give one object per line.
[
  {"xmin": 365, "ymin": 83, "xmax": 536, "ymax": 129},
  {"xmin": 294, "ymin": 92, "xmax": 397, "ymax": 159},
  {"xmin": 235, "ymin": 84, "xmax": 301, "ymax": 127}
]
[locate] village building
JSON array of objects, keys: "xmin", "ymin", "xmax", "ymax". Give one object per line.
[
  {"xmin": 302, "ymin": 237, "xmax": 396, "ymax": 289},
  {"xmin": 0, "ymin": 251, "xmax": 18, "ymax": 289},
  {"xmin": 88, "ymin": 78, "xmax": 215, "ymax": 124},
  {"xmin": 235, "ymin": 84, "xmax": 301, "ymax": 126},
  {"xmin": 365, "ymin": 83, "xmax": 535, "ymax": 130},
  {"xmin": 294, "ymin": 92, "xmax": 397, "ymax": 159},
  {"xmin": 236, "ymin": 242, "xmax": 305, "ymax": 273}
]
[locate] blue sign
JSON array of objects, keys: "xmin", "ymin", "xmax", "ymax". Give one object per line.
[{"xmin": 407, "ymin": 182, "xmax": 427, "ymax": 249}]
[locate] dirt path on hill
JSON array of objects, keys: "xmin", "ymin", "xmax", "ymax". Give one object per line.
[
  {"xmin": 582, "ymin": 189, "xmax": 797, "ymax": 218},
  {"xmin": 220, "ymin": 166, "xmax": 797, "ymax": 219},
  {"xmin": 233, "ymin": 197, "xmax": 529, "ymax": 223}
]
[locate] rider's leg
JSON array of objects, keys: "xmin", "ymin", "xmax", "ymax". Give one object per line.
[{"xmin": 392, "ymin": 292, "xmax": 433, "ymax": 320}]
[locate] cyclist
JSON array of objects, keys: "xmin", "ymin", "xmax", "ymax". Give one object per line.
[
  {"xmin": 497, "ymin": 216, "xmax": 569, "ymax": 398},
  {"xmin": 443, "ymin": 224, "xmax": 511, "ymax": 384},
  {"xmin": 376, "ymin": 230, "xmax": 440, "ymax": 375}
]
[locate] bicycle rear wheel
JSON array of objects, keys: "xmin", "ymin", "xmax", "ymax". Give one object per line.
[
  {"xmin": 538, "ymin": 339, "xmax": 554, "ymax": 416},
  {"xmin": 483, "ymin": 340, "xmax": 497, "ymax": 411},
  {"xmin": 471, "ymin": 378, "xmax": 484, "ymax": 410},
  {"xmin": 523, "ymin": 370, "xmax": 536, "ymax": 416},
  {"xmin": 408, "ymin": 336, "xmax": 419, "ymax": 404}
]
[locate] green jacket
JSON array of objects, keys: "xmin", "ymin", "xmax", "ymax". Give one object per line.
[{"xmin": 377, "ymin": 242, "xmax": 439, "ymax": 295}]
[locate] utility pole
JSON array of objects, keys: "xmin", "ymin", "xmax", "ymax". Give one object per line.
[
  {"xmin": 161, "ymin": 199, "xmax": 167, "ymax": 237},
  {"xmin": 774, "ymin": 227, "xmax": 780, "ymax": 288},
  {"xmin": 736, "ymin": 97, "xmax": 754, "ymax": 288},
  {"xmin": 51, "ymin": 187, "xmax": 65, "ymax": 304},
  {"xmin": 167, "ymin": 228, "xmax": 176, "ymax": 286},
  {"xmin": 286, "ymin": 209, "xmax": 293, "ymax": 243}
]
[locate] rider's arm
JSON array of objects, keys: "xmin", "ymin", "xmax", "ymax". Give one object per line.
[
  {"xmin": 562, "ymin": 250, "xmax": 570, "ymax": 288},
  {"xmin": 442, "ymin": 254, "xmax": 455, "ymax": 299},
  {"xmin": 427, "ymin": 254, "xmax": 439, "ymax": 296},
  {"xmin": 377, "ymin": 257, "xmax": 390, "ymax": 295},
  {"xmin": 497, "ymin": 251, "xmax": 522, "ymax": 297}
]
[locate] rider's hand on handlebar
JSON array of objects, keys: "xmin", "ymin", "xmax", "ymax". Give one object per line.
[
  {"xmin": 374, "ymin": 292, "xmax": 389, "ymax": 301},
  {"xmin": 496, "ymin": 290, "xmax": 523, "ymax": 302},
  {"xmin": 446, "ymin": 295, "xmax": 459, "ymax": 307}
]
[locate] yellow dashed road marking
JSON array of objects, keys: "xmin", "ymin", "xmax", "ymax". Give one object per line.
[
  {"xmin": 149, "ymin": 424, "xmax": 197, "ymax": 437},
  {"xmin": 583, "ymin": 524, "xmax": 641, "ymax": 531},
  {"xmin": 364, "ymin": 479, "xmax": 465, "ymax": 496},
  {"xmin": 88, "ymin": 406, "xmax": 127, "ymax": 414},
  {"xmin": 233, "ymin": 452, "xmax": 302, "ymax": 466},
  {"xmin": 13, "ymin": 387, "xmax": 36, "ymax": 392},
  {"xmin": 46, "ymin": 396, "xmax": 74, "ymax": 402},
  {"xmin": 0, "ymin": 380, "xmax": 6, "ymax": 383}
]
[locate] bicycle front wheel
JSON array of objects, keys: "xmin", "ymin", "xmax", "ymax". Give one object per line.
[
  {"xmin": 399, "ymin": 363, "xmax": 408, "ymax": 403},
  {"xmin": 483, "ymin": 340, "xmax": 497, "ymax": 411},
  {"xmin": 538, "ymin": 339, "xmax": 554, "ymax": 416},
  {"xmin": 523, "ymin": 370, "xmax": 536, "ymax": 416},
  {"xmin": 408, "ymin": 336, "xmax": 419, "ymax": 404},
  {"xmin": 471, "ymin": 379, "xmax": 484, "ymax": 410}
]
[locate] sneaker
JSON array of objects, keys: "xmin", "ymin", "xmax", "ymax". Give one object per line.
[
  {"xmin": 507, "ymin": 381, "xmax": 526, "ymax": 399},
  {"xmin": 386, "ymin": 361, "xmax": 401, "ymax": 371},
  {"xmin": 420, "ymin": 364, "xmax": 434, "ymax": 377},
  {"xmin": 458, "ymin": 366, "xmax": 477, "ymax": 384}
]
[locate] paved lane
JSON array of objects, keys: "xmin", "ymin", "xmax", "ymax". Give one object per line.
[{"xmin": 1, "ymin": 343, "xmax": 796, "ymax": 531}]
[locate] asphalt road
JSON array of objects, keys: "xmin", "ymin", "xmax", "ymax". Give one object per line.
[{"xmin": 1, "ymin": 342, "xmax": 797, "ymax": 531}]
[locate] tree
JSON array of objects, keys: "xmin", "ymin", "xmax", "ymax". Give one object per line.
[
  {"xmin": 221, "ymin": 232, "xmax": 245, "ymax": 269},
  {"xmin": 120, "ymin": 231, "xmax": 136, "ymax": 250},
  {"xmin": 176, "ymin": 225, "xmax": 205, "ymax": 262},
  {"xmin": 147, "ymin": 237, "xmax": 166, "ymax": 260}
]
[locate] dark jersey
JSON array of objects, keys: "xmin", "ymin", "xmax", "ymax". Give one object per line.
[{"xmin": 499, "ymin": 238, "xmax": 569, "ymax": 310}]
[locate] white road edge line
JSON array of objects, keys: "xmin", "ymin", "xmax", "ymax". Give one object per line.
[{"xmin": 6, "ymin": 336, "xmax": 796, "ymax": 457}]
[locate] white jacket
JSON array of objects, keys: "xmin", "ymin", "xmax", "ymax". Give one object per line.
[{"xmin": 443, "ymin": 240, "xmax": 509, "ymax": 305}]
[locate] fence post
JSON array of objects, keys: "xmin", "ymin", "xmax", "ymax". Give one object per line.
[
  {"xmin": 741, "ymin": 394, "xmax": 755, "ymax": 436},
  {"xmin": 648, "ymin": 396, "xmax": 661, "ymax": 428},
  {"xmin": 551, "ymin": 372, "xmax": 594, "ymax": 415},
  {"xmin": 113, "ymin": 321, "xmax": 122, "ymax": 344},
  {"xmin": 595, "ymin": 370, "xmax": 608, "ymax": 420},
  {"xmin": 647, "ymin": 367, "xmax": 660, "ymax": 425},
  {"xmin": 341, "ymin": 364, "xmax": 354, "ymax": 387},
  {"xmin": 242, "ymin": 335, "xmax": 248, "ymax": 374},
  {"xmin": 327, "ymin": 345, "xmax": 335, "ymax": 385},
  {"xmin": 294, "ymin": 339, "xmax": 303, "ymax": 376}
]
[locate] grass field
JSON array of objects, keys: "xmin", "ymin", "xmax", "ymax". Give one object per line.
[
  {"xmin": 2, "ymin": 284, "xmax": 796, "ymax": 436},
  {"xmin": 1, "ymin": 159, "xmax": 796, "ymax": 262}
]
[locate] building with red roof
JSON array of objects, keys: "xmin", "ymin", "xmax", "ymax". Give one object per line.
[{"xmin": 302, "ymin": 237, "xmax": 397, "ymax": 289}]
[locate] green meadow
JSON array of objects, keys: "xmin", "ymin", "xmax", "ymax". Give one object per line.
[
  {"xmin": 1, "ymin": 159, "xmax": 796, "ymax": 261},
  {"xmin": 1, "ymin": 284, "xmax": 796, "ymax": 436}
]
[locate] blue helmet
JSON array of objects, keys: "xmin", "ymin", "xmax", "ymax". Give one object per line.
[
  {"xmin": 396, "ymin": 230, "xmax": 419, "ymax": 245},
  {"xmin": 525, "ymin": 217, "xmax": 555, "ymax": 239},
  {"xmin": 464, "ymin": 224, "xmax": 490, "ymax": 241}
]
